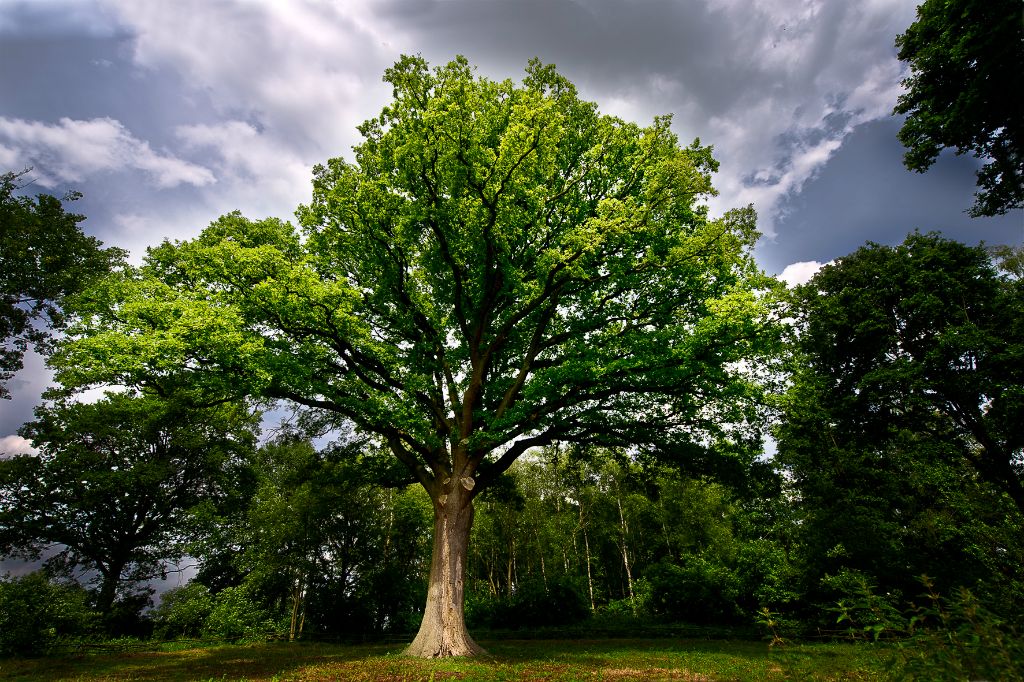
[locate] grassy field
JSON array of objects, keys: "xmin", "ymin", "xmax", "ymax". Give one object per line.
[{"xmin": 0, "ymin": 638, "xmax": 894, "ymax": 681}]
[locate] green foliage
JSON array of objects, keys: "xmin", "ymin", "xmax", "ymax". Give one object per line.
[
  {"xmin": 0, "ymin": 572, "xmax": 98, "ymax": 657},
  {"xmin": 0, "ymin": 170, "xmax": 124, "ymax": 398},
  {"xmin": 825, "ymin": 569, "xmax": 904, "ymax": 641},
  {"xmin": 778, "ymin": 232, "xmax": 1024, "ymax": 624},
  {"xmin": 224, "ymin": 439, "xmax": 433, "ymax": 637},
  {"xmin": 644, "ymin": 558, "xmax": 742, "ymax": 625},
  {"xmin": 467, "ymin": 577, "xmax": 590, "ymax": 630},
  {"xmin": 0, "ymin": 391, "xmax": 259, "ymax": 625},
  {"xmin": 892, "ymin": 577, "xmax": 1024, "ymax": 681},
  {"xmin": 734, "ymin": 539, "xmax": 800, "ymax": 613},
  {"xmin": 54, "ymin": 55, "xmax": 782, "ymax": 504},
  {"xmin": 202, "ymin": 583, "xmax": 279, "ymax": 642},
  {"xmin": 895, "ymin": 0, "xmax": 1024, "ymax": 216},
  {"xmin": 151, "ymin": 583, "xmax": 214, "ymax": 640}
]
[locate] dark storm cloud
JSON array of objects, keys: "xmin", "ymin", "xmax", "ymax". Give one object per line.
[
  {"xmin": 1, "ymin": 0, "xmax": 1020, "ymax": 439},
  {"xmin": 374, "ymin": 0, "xmax": 760, "ymax": 117},
  {"xmin": 758, "ymin": 118, "xmax": 1024, "ymax": 275}
]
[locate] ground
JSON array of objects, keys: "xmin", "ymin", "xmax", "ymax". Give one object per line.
[{"xmin": 0, "ymin": 638, "xmax": 893, "ymax": 681}]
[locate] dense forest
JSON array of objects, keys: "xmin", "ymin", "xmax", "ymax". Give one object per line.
[{"xmin": 1, "ymin": 43, "xmax": 1022, "ymax": 672}]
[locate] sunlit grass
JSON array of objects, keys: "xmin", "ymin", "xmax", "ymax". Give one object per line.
[{"xmin": 0, "ymin": 638, "xmax": 893, "ymax": 681}]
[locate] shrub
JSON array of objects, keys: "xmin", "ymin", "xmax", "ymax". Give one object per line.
[
  {"xmin": 823, "ymin": 568, "xmax": 903, "ymax": 641},
  {"xmin": 152, "ymin": 582, "xmax": 214, "ymax": 639},
  {"xmin": 0, "ymin": 572, "xmax": 98, "ymax": 657},
  {"xmin": 466, "ymin": 577, "xmax": 590, "ymax": 630},
  {"xmin": 202, "ymin": 583, "xmax": 279, "ymax": 641},
  {"xmin": 510, "ymin": 577, "xmax": 590, "ymax": 628},
  {"xmin": 891, "ymin": 577, "xmax": 1024, "ymax": 681},
  {"xmin": 644, "ymin": 557, "xmax": 742, "ymax": 624}
]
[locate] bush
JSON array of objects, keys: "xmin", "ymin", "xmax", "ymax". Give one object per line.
[
  {"xmin": 735, "ymin": 539, "xmax": 800, "ymax": 612},
  {"xmin": 466, "ymin": 577, "xmax": 591, "ymax": 630},
  {"xmin": 644, "ymin": 558, "xmax": 742, "ymax": 624},
  {"xmin": 510, "ymin": 577, "xmax": 591, "ymax": 628},
  {"xmin": 0, "ymin": 572, "xmax": 99, "ymax": 657},
  {"xmin": 202, "ymin": 583, "xmax": 280, "ymax": 641},
  {"xmin": 152, "ymin": 582, "xmax": 214, "ymax": 639},
  {"xmin": 823, "ymin": 568, "xmax": 902, "ymax": 640},
  {"xmin": 892, "ymin": 577, "xmax": 1024, "ymax": 681}
]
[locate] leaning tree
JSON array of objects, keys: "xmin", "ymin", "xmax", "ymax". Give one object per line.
[{"xmin": 54, "ymin": 56, "xmax": 782, "ymax": 656}]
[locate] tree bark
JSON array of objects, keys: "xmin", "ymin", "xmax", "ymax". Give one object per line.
[{"xmin": 405, "ymin": 482, "xmax": 485, "ymax": 657}]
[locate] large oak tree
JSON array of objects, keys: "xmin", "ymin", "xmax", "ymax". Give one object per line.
[{"xmin": 54, "ymin": 57, "xmax": 782, "ymax": 656}]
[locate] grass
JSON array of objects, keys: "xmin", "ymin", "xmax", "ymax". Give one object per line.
[{"xmin": 0, "ymin": 638, "xmax": 894, "ymax": 681}]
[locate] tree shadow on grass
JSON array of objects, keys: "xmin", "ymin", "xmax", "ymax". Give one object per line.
[{"xmin": 0, "ymin": 641, "xmax": 402, "ymax": 681}]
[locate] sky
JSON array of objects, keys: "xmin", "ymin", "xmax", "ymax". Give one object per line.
[{"xmin": 1, "ymin": 0, "xmax": 1022, "ymax": 446}]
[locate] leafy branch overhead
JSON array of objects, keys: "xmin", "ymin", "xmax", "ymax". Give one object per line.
[
  {"xmin": 895, "ymin": 0, "xmax": 1024, "ymax": 216},
  {"xmin": 0, "ymin": 170, "xmax": 124, "ymax": 398}
]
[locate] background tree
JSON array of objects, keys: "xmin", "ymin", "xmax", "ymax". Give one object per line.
[
  {"xmin": 0, "ymin": 170, "xmax": 124, "ymax": 398},
  {"xmin": 777, "ymin": 232, "xmax": 1024, "ymax": 621},
  {"xmin": 232, "ymin": 437, "xmax": 432, "ymax": 640},
  {"xmin": 894, "ymin": 0, "xmax": 1024, "ymax": 216},
  {"xmin": 0, "ymin": 392, "xmax": 258, "ymax": 631},
  {"xmin": 54, "ymin": 56, "xmax": 783, "ymax": 656}
]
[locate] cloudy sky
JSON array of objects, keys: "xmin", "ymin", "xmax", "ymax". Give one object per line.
[{"xmin": 1, "ymin": 0, "xmax": 1021, "ymax": 444}]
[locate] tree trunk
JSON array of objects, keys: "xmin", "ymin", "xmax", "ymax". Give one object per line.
[
  {"xmin": 95, "ymin": 556, "xmax": 127, "ymax": 628},
  {"xmin": 405, "ymin": 484, "xmax": 485, "ymax": 658},
  {"xmin": 616, "ymin": 492, "xmax": 636, "ymax": 606}
]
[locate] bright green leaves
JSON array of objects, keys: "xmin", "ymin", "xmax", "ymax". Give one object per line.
[{"xmin": 57, "ymin": 56, "xmax": 783, "ymax": 494}]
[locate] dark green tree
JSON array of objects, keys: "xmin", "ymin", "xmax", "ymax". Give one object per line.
[
  {"xmin": 53, "ymin": 56, "xmax": 782, "ymax": 656},
  {"xmin": 0, "ymin": 392, "xmax": 258, "ymax": 628},
  {"xmin": 786, "ymin": 232, "xmax": 1022, "ymax": 509},
  {"xmin": 778, "ymin": 232, "xmax": 1024, "ymax": 616},
  {"xmin": 894, "ymin": 0, "xmax": 1024, "ymax": 216},
  {"xmin": 0, "ymin": 170, "xmax": 124, "ymax": 398}
]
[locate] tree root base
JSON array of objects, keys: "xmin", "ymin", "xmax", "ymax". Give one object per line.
[{"xmin": 403, "ymin": 633, "xmax": 487, "ymax": 658}]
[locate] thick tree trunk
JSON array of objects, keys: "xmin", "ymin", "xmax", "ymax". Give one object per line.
[
  {"xmin": 405, "ymin": 484, "xmax": 485, "ymax": 658},
  {"xmin": 95, "ymin": 557, "xmax": 127, "ymax": 634}
]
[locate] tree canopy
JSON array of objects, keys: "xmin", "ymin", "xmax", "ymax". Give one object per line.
[
  {"xmin": 894, "ymin": 0, "xmax": 1024, "ymax": 216},
  {"xmin": 780, "ymin": 232, "xmax": 1024, "ymax": 512},
  {"xmin": 53, "ymin": 56, "xmax": 782, "ymax": 656},
  {"xmin": 0, "ymin": 170, "xmax": 124, "ymax": 398}
]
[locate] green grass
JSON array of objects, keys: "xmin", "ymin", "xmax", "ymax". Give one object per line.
[{"xmin": 0, "ymin": 638, "xmax": 894, "ymax": 681}]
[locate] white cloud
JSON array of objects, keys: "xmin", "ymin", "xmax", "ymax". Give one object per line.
[
  {"xmin": 0, "ymin": 116, "xmax": 216, "ymax": 189},
  {"xmin": 0, "ymin": 435, "xmax": 38, "ymax": 458},
  {"xmin": 692, "ymin": 1, "xmax": 916, "ymax": 235},
  {"xmin": 779, "ymin": 260, "xmax": 828, "ymax": 287},
  {"xmin": 104, "ymin": 0, "xmax": 395, "ymax": 157},
  {"xmin": 176, "ymin": 121, "xmax": 312, "ymax": 217}
]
